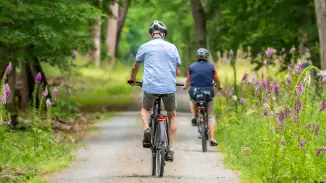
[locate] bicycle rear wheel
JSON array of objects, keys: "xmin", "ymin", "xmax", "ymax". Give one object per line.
[
  {"xmin": 201, "ymin": 122, "xmax": 207, "ymax": 152},
  {"xmin": 156, "ymin": 148, "xmax": 165, "ymax": 177},
  {"xmin": 151, "ymin": 149, "xmax": 156, "ymax": 176}
]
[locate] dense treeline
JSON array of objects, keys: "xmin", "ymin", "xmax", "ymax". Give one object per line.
[{"xmin": 1, "ymin": 0, "xmax": 326, "ymax": 115}]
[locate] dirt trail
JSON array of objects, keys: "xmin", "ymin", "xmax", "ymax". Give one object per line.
[{"xmin": 49, "ymin": 88, "xmax": 240, "ymax": 183}]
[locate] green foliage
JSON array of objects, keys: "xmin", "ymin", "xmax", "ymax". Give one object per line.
[
  {"xmin": 0, "ymin": 0, "xmax": 100, "ymax": 68},
  {"xmin": 118, "ymin": 0, "xmax": 196, "ymax": 71},
  {"xmin": 0, "ymin": 71, "xmax": 74, "ymax": 182},
  {"xmin": 215, "ymin": 54, "xmax": 326, "ymax": 182}
]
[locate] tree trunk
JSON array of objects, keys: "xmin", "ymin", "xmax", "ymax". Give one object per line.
[
  {"xmin": 106, "ymin": 1, "xmax": 119, "ymax": 58},
  {"xmin": 314, "ymin": 0, "xmax": 326, "ymax": 69},
  {"xmin": 190, "ymin": 0, "xmax": 207, "ymax": 49},
  {"xmin": 90, "ymin": 0, "xmax": 102, "ymax": 68},
  {"xmin": 115, "ymin": 0, "xmax": 131, "ymax": 57},
  {"xmin": 20, "ymin": 62, "xmax": 31, "ymax": 111}
]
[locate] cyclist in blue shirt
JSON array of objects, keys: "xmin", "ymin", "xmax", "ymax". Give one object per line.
[
  {"xmin": 128, "ymin": 21, "xmax": 181, "ymax": 161},
  {"xmin": 183, "ymin": 48, "xmax": 221, "ymax": 146}
]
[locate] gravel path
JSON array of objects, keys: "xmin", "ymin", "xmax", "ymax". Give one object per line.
[{"xmin": 48, "ymin": 88, "xmax": 240, "ymax": 183}]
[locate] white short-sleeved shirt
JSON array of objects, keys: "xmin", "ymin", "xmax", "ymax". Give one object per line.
[{"xmin": 135, "ymin": 38, "xmax": 181, "ymax": 94}]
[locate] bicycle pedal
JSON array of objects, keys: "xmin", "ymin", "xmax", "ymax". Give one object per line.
[{"xmin": 142, "ymin": 142, "xmax": 151, "ymax": 148}]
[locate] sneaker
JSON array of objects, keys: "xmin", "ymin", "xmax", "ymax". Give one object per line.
[
  {"xmin": 165, "ymin": 149, "xmax": 174, "ymax": 162},
  {"xmin": 210, "ymin": 139, "xmax": 218, "ymax": 146},
  {"xmin": 191, "ymin": 117, "xmax": 198, "ymax": 126},
  {"xmin": 142, "ymin": 128, "xmax": 151, "ymax": 148}
]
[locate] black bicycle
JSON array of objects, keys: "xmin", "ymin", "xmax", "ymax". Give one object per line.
[
  {"xmin": 194, "ymin": 92, "xmax": 209, "ymax": 152},
  {"xmin": 128, "ymin": 81, "xmax": 183, "ymax": 177}
]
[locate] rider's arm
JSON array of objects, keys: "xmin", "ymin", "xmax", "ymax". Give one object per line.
[
  {"xmin": 130, "ymin": 62, "xmax": 141, "ymax": 81},
  {"xmin": 213, "ymin": 71, "xmax": 222, "ymax": 90},
  {"xmin": 175, "ymin": 47, "xmax": 181, "ymax": 76},
  {"xmin": 176, "ymin": 65, "xmax": 181, "ymax": 76},
  {"xmin": 129, "ymin": 45, "xmax": 145, "ymax": 81},
  {"xmin": 183, "ymin": 70, "xmax": 191, "ymax": 90}
]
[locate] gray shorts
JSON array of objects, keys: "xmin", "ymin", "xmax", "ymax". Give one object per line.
[{"xmin": 142, "ymin": 92, "xmax": 176, "ymax": 111}]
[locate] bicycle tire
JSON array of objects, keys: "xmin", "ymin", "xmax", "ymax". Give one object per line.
[
  {"xmin": 156, "ymin": 149, "xmax": 165, "ymax": 177},
  {"xmin": 201, "ymin": 121, "xmax": 207, "ymax": 152},
  {"xmin": 151, "ymin": 150, "xmax": 156, "ymax": 176}
]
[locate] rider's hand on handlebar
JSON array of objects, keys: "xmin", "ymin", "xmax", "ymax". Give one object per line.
[{"xmin": 127, "ymin": 78, "xmax": 136, "ymax": 85}]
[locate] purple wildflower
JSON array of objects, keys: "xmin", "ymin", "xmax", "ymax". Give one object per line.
[
  {"xmin": 286, "ymin": 74, "xmax": 291, "ymax": 86},
  {"xmin": 316, "ymin": 147, "xmax": 326, "ymax": 157},
  {"xmin": 307, "ymin": 124, "xmax": 320, "ymax": 135},
  {"xmin": 288, "ymin": 65, "xmax": 294, "ymax": 73},
  {"xmin": 229, "ymin": 50, "xmax": 234, "ymax": 58},
  {"xmin": 318, "ymin": 72, "xmax": 326, "ymax": 84},
  {"xmin": 242, "ymin": 73, "xmax": 248, "ymax": 81},
  {"xmin": 290, "ymin": 47, "xmax": 296, "ymax": 54},
  {"xmin": 261, "ymin": 71, "xmax": 264, "ymax": 79},
  {"xmin": 52, "ymin": 88, "xmax": 59, "ymax": 99},
  {"xmin": 293, "ymin": 112, "xmax": 297, "ymax": 124},
  {"xmin": 72, "ymin": 50, "xmax": 77, "ymax": 59},
  {"xmin": 300, "ymin": 140, "xmax": 306, "ymax": 149},
  {"xmin": 272, "ymin": 84, "xmax": 280, "ymax": 94},
  {"xmin": 43, "ymin": 88, "xmax": 48, "ymax": 97},
  {"xmin": 240, "ymin": 97, "xmax": 245, "ymax": 105},
  {"xmin": 5, "ymin": 63, "xmax": 12, "ymax": 74},
  {"xmin": 320, "ymin": 101, "xmax": 326, "ymax": 112},
  {"xmin": 250, "ymin": 73, "xmax": 257, "ymax": 83},
  {"xmin": 255, "ymin": 80, "xmax": 261, "ymax": 94},
  {"xmin": 280, "ymin": 140, "xmax": 285, "ymax": 147},
  {"xmin": 265, "ymin": 48, "xmax": 272, "ymax": 58},
  {"xmin": 224, "ymin": 88, "xmax": 232, "ymax": 97},
  {"xmin": 46, "ymin": 99, "xmax": 52, "ymax": 108},
  {"xmin": 282, "ymin": 108, "xmax": 291, "ymax": 119},
  {"xmin": 35, "ymin": 73, "xmax": 42, "ymax": 83},
  {"xmin": 323, "ymin": 76, "xmax": 326, "ymax": 84},
  {"xmin": 264, "ymin": 60, "xmax": 268, "ymax": 67},
  {"xmin": 295, "ymin": 61, "xmax": 303, "ymax": 73},
  {"xmin": 216, "ymin": 92, "xmax": 222, "ymax": 97},
  {"xmin": 4, "ymin": 84, "xmax": 10, "ymax": 97},
  {"xmin": 296, "ymin": 82, "xmax": 303, "ymax": 95},
  {"xmin": 296, "ymin": 100, "xmax": 302, "ymax": 113},
  {"xmin": 277, "ymin": 112, "xmax": 284, "ymax": 126},
  {"xmin": 262, "ymin": 80, "xmax": 269, "ymax": 93},
  {"xmin": 1, "ymin": 95, "xmax": 6, "ymax": 104},
  {"xmin": 263, "ymin": 103, "xmax": 269, "ymax": 116}
]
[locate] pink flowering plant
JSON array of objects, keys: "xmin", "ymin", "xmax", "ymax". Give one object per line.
[
  {"xmin": 0, "ymin": 63, "xmax": 69, "ymax": 181},
  {"xmin": 215, "ymin": 48, "xmax": 326, "ymax": 182}
]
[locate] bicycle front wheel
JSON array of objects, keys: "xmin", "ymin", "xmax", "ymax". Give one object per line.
[{"xmin": 201, "ymin": 122, "xmax": 207, "ymax": 152}]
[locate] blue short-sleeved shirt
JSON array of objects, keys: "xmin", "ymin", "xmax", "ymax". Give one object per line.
[
  {"xmin": 189, "ymin": 59, "xmax": 215, "ymax": 88},
  {"xmin": 135, "ymin": 38, "xmax": 181, "ymax": 94}
]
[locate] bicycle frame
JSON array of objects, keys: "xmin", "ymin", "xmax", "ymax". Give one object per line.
[{"xmin": 151, "ymin": 96, "xmax": 169, "ymax": 149}]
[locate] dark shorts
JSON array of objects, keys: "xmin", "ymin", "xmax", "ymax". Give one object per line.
[
  {"xmin": 142, "ymin": 92, "xmax": 176, "ymax": 111},
  {"xmin": 188, "ymin": 87, "xmax": 214, "ymax": 102}
]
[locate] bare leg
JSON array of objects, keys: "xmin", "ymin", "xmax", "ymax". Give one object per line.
[
  {"xmin": 167, "ymin": 110, "xmax": 177, "ymax": 148},
  {"xmin": 208, "ymin": 121, "xmax": 216, "ymax": 140},
  {"xmin": 140, "ymin": 106, "xmax": 151, "ymax": 129},
  {"xmin": 207, "ymin": 100, "xmax": 217, "ymax": 141},
  {"xmin": 189, "ymin": 101, "xmax": 196, "ymax": 117}
]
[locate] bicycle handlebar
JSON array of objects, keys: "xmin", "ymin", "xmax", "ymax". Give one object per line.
[{"xmin": 128, "ymin": 80, "xmax": 184, "ymax": 87}]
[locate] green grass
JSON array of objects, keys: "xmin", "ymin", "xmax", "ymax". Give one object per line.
[
  {"xmin": 42, "ymin": 58, "xmax": 140, "ymax": 109},
  {"xmin": 0, "ymin": 127, "xmax": 75, "ymax": 183},
  {"xmin": 62, "ymin": 95, "xmax": 132, "ymax": 107},
  {"xmin": 214, "ymin": 60, "xmax": 326, "ymax": 182}
]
